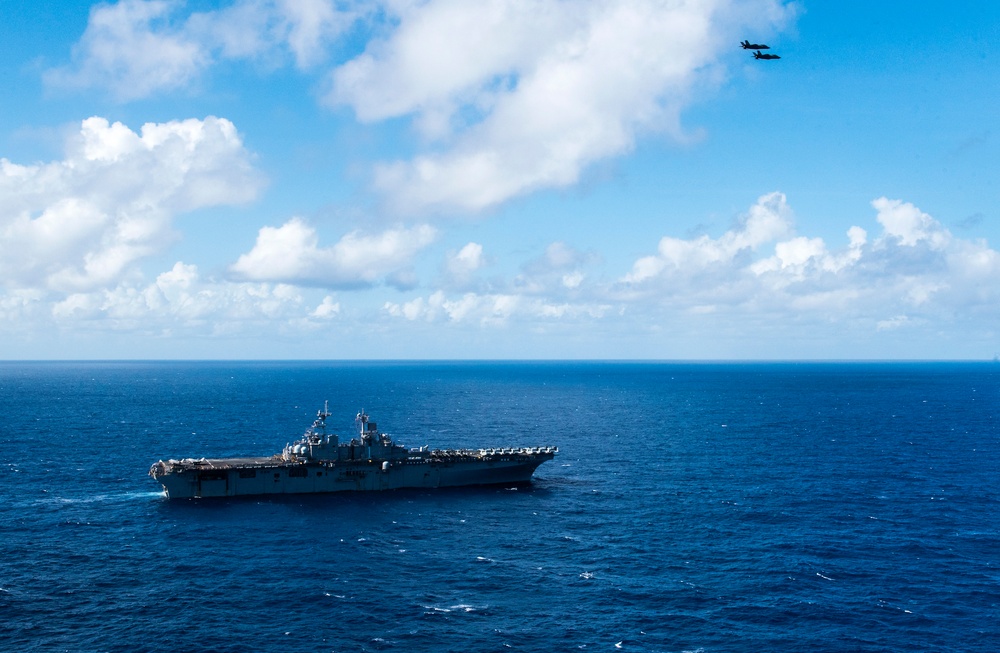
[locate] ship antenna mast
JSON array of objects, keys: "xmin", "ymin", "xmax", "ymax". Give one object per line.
[{"xmin": 311, "ymin": 400, "xmax": 331, "ymax": 437}]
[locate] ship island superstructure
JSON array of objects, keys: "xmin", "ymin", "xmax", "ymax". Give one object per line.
[{"xmin": 149, "ymin": 404, "xmax": 558, "ymax": 499}]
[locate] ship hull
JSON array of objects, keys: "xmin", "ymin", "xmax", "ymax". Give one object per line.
[{"xmin": 154, "ymin": 454, "xmax": 553, "ymax": 499}]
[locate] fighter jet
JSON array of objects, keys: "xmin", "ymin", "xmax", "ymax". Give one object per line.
[
  {"xmin": 741, "ymin": 40, "xmax": 769, "ymax": 50},
  {"xmin": 753, "ymin": 50, "xmax": 780, "ymax": 60}
]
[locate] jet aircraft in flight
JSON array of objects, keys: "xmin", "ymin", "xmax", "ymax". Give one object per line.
[
  {"xmin": 753, "ymin": 50, "xmax": 780, "ymax": 60},
  {"xmin": 741, "ymin": 40, "xmax": 769, "ymax": 50}
]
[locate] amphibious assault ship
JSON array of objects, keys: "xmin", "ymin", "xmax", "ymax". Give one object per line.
[{"xmin": 149, "ymin": 404, "xmax": 558, "ymax": 499}]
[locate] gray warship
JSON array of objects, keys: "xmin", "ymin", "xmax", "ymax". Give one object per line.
[{"xmin": 149, "ymin": 404, "xmax": 558, "ymax": 499}]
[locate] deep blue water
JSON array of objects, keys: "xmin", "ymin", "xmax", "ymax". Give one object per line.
[{"xmin": 1, "ymin": 361, "xmax": 998, "ymax": 652}]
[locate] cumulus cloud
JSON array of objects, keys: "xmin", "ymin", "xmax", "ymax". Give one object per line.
[
  {"xmin": 385, "ymin": 239, "xmax": 608, "ymax": 327},
  {"xmin": 0, "ymin": 116, "xmax": 261, "ymax": 293},
  {"xmin": 329, "ymin": 0, "xmax": 795, "ymax": 212},
  {"xmin": 440, "ymin": 241, "xmax": 488, "ymax": 290},
  {"xmin": 50, "ymin": 0, "xmax": 796, "ymax": 215},
  {"xmin": 229, "ymin": 217, "xmax": 437, "ymax": 288},
  {"xmin": 45, "ymin": 0, "xmax": 206, "ymax": 100},
  {"xmin": 40, "ymin": 260, "xmax": 339, "ymax": 338},
  {"xmin": 515, "ymin": 241, "xmax": 596, "ymax": 294},
  {"xmin": 873, "ymin": 197, "xmax": 949, "ymax": 249},
  {"xmin": 4, "ymin": 182, "xmax": 997, "ymax": 355},
  {"xmin": 876, "ymin": 315, "xmax": 911, "ymax": 332},
  {"xmin": 311, "ymin": 295, "xmax": 341, "ymax": 318},
  {"xmin": 379, "ymin": 193, "xmax": 1000, "ymax": 340},
  {"xmin": 0, "ymin": 260, "xmax": 321, "ymax": 346},
  {"xmin": 46, "ymin": 0, "xmax": 363, "ymax": 100},
  {"xmin": 384, "ymin": 290, "xmax": 611, "ymax": 326},
  {"xmin": 447, "ymin": 242, "xmax": 485, "ymax": 275},
  {"xmin": 623, "ymin": 191, "xmax": 793, "ymax": 285},
  {"xmin": 617, "ymin": 194, "xmax": 1000, "ymax": 324},
  {"xmin": 201, "ymin": 0, "xmax": 355, "ymax": 68}
]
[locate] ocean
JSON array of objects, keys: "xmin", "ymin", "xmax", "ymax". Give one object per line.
[{"xmin": 1, "ymin": 361, "xmax": 997, "ymax": 652}]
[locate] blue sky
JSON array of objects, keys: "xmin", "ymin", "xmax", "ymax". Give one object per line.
[{"xmin": 1, "ymin": 0, "xmax": 998, "ymax": 359}]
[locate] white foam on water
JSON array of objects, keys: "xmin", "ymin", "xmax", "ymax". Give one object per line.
[{"xmin": 36, "ymin": 490, "xmax": 165, "ymax": 506}]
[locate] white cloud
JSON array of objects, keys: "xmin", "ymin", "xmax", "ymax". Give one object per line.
[
  {"xmin": 4, "ymin": 184, "xmax": 998, "ymax": 356},
  {"xmin": 873, "ymin": 197, "xmax": 950, "ymax": 249},
  {"xmin": 229, "ymin": 217, "xmax": 437, "ymax": 288},
  {"xmin": 46, "ymin": 0, "xmax": 364, "ymax": 100},
  {"xmin": 384, "ymin": 290, "xmax": 610, "ymax": 326},
  {"xmin": 278, "ymin": 0, "xmax": 354, "ymax": 67},
  {"xmin": 562, "ymin": 271, "xmax": 584, "ymax": 289},
  {"xmin": 329, "ymin": 0, "xmax": 795, "ymax": 212},
  {"xmin": 372, "ymin": 193, "xmax": 1000, "ymax": 357},
  {"xmin": 193, "ymin": 0, "xmax": 361, "ymax": 67},
  {"xmin": 44, "ymin": 261, "xmax": 319, "ymax": 336},
  {"xmin": 617, "ymin": 193, "xmax": 1000, "ymax": 326},
  {"xmin": 440, "ymin": 241, "xmax": 487, "ymax": 290},
  {"xmin": 876, "ymin": 315, "xmax": 910, "ymax": 331},
  {"xmin": 49, "ymin": 1, "xmax": 796, "ymax": 216},
  {"xmin": 515, "ymin": 241, "xmax": 595, "ymax": 295},
  {"xmin": 0, "ymin": 116, "xmax": 261, "ymax": 293},
  {"xmin": 45, "ymin": 0, "xmax": 206, "ymax": 100},
  {"xmin": 383, "ymin": 193, "xmax": 1000, "ymax": 342},
  {"xmin": 751, "ymin": 229, "xmax": 866, "ymax": 277},
  {"xmin": 388, "ymin": 239, "xmax": 606, "ymax": 326},
  {"xmin": 447, "ymin": 242, "xmax": 485, "ymax": 276},
  {"xmin": 311, "ymin": 295, "xmax": 341, "ymax": 318},
  {"xmin": 624, "ymin": 191, "xmax": 793, "ymax": 284},
  {"xmin": 0, "ymin": 289, "xmax": 46, "ymax": 333}
]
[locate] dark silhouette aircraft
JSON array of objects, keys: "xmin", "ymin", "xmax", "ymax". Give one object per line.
[
  {"xmin": 753, "ymin": 50, "xmax": 780, "ymax": 60},
  {"xmin": 741, "ymin": 40, "xmax": 769, "ymax": 49}
]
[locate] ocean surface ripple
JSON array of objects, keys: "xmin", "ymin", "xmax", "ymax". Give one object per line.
[{"xmin": 1, "ymin": 361, "xmax": 997, "ymax": 652}]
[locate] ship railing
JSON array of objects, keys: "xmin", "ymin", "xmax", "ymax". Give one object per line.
[
  {"xmin": 434, "ymin": 446, "xmax": 558, "ymax": 458},
  {"xmin": 470, "ymin": 446, "xmax": 558, "ymax": 456}
]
